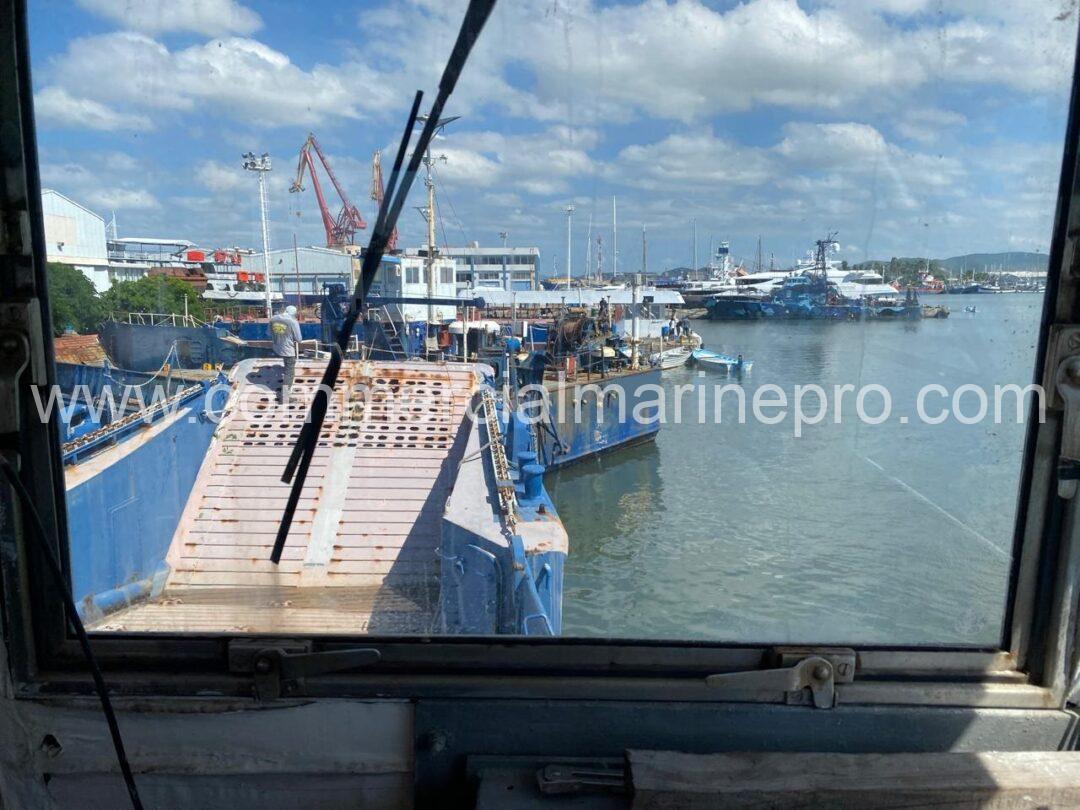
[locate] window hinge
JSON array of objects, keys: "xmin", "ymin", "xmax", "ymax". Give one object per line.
[
  {"xmin": 1044, "ymin": 325, "xmax": 1080, "ymax": 498},
  {"xmin": 704, "ymin": 647, "xmax": 856, "ymax": 709},
  {"xmin": 228, "ymin": 639, "xmax": 381, "ymax": 701}
]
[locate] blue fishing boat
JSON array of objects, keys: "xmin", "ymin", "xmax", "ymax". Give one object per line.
[
  {"xmin": 704, "ymin": 296, "xmax": 776, "ymax": 320},
  {"xmin": 511, "ymin": 311, "xmax": 667, "ymax": 469},
  {"xmin": 690, "ymin": 348, "xmax": 753, "ymax": 372}
]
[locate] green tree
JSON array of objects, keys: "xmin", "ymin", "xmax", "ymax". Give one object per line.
[
  {"xmin": 45, "ymin": 262, "xmax": 105, "ymax": 335},
  {"xmin": 101, "ymin": 276, "xmax": 207, "ymax": 321}
]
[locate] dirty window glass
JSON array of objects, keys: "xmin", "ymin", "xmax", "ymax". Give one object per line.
[{"xmin": 29, "ymin": 0, "xmax": 1075, "ymax": 645}]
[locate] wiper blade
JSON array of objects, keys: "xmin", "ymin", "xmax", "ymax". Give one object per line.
[{"xmin": 272, "ymin": 0, "xmax": 498, "ymax": 563}]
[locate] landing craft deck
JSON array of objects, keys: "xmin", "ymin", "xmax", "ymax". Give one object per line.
[{"xmin": 92, "ymin": 358, "xmax": 486, "ymax": 634}]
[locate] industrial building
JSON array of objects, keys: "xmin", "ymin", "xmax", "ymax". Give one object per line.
[
  {"xmin": 40, "ymin": 189, "xmax": 110, "ymax": 291},
  {"xmin": 431, "ymin": 244, "xmax": 539, "ymax": 291},
  {"xmin": 240, "ymin": 246, "xmax": 357, "ymax": 300}
]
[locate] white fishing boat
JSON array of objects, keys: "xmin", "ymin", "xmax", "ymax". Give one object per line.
[{"xmin": 691, "ymin": 347, "xmax": 752, "ymax": 372}]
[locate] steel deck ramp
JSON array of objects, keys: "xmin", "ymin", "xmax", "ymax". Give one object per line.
[{"xmin": 92, "ymin": 358, "xmax": 481, "ymax": 634}]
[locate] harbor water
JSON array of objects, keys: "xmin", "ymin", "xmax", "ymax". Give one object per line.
[{"xmin": 550, "ymin": 294, "xmax": 1045, "ymax": 646}]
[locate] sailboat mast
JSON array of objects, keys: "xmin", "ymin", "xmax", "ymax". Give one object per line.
[
  {"xmin": 585, "ymin": 213, "xmax": 593, "ymax": 284},
  {"xmin": 612, "ymin": 196, "xmax": 618, "ymax": 279},
  {"xmin": 565, "ymin": 204, "xmax": 574, "ymax": 283},
  {"xmin": 692, "ymin": 218, "xmax": 697, "ymax": 273}
]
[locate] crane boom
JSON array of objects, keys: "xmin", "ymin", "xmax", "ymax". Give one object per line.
[
  {"xmin": 370, "ymin": 150, "xmax": 398, "ymax": 252},
  {"xmin": 289, "ymin": 133, "xmax": 367, "ymax": 248}
]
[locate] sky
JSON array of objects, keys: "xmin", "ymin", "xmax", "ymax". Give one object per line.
[{"xmin": 26, "ymin": 0, "xmax": 1080, "ymax": 274}]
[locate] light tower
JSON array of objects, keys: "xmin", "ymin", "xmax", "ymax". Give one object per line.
[{"xmin": 242, "ymin": 151, "xmax": 273, "ymax": 319}]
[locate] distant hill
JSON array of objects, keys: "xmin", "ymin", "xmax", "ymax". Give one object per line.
[
  {"xmin": 854, "ymin": 252, "xmax": 1047, "ymax": 280},
  {"xmin": 936, "ymin": 252, "xmax": 1047, "ymax": 273}
]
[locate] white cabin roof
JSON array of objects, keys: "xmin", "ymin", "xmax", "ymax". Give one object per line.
[{"xmin": 472, "ymin": 288, "xmax": 685, "ymax": 307}]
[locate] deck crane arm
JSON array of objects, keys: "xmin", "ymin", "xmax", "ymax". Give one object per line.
[
  {"xmin": 370, "ymin": 150, "xmax": 398, "ymax": 252},
  {"xmin": 289, "ymin": 133, "xmax": 368, "ymax": 248},
  {"xmin": 291, "ymin": 141, "xmax": 337, "ymax": 247}
]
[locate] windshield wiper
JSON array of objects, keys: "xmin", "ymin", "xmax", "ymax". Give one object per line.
[{"xmin": 271, "ymin": 0, "xmax": 497, "ymax": 563}]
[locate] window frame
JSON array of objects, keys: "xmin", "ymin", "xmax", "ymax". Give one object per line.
[{"xmin": 1, "ymin": 0, "xmax": 1079, "ymax": 711}]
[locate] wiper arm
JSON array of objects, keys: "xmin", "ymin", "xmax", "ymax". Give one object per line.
[{"xmin": 271, "ymin": 0, "xmax": 498, "ymax": 563}]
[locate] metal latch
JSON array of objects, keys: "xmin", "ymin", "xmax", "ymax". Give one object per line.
[
  {"xmin": 228, "ymin": 640, "xmax": 381, "ymax": 701},
  {"xmin": 0, "ymin": 300, "xmax": 46, "ymax": 436},
  {"xmin": 705, "ymin": 648, "xmax": 856, "ymax": 709},
  {"xmin": 536, "ymin": 763, "xmax": 627, "ymax": 795}
]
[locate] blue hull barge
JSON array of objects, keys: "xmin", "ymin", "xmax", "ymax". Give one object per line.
[
  {"xmin": 534, "ymin": 365, "xmax": 663, "ymax": 469},
  {"xmin": 98, "ymin": 317, "xmax": 272, "ymax": 372},
  {"xmin": 89, "ymin": 358, "xmax": 567, "ymax": 636},
  {"xmin": 60, "ymin": 362, "xmax": 227, "ymax": 620}
]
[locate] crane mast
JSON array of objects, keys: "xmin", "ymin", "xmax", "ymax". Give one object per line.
[
  {"xmin": 289, "ymin": 132, "xmax": 367, "ymax": 248},
  {"xmin": 370, "ymin": 150, "xmax": 398, "ymax": 252}
]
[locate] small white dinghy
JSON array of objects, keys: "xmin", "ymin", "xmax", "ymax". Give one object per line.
[
  {"xmin": 691, "ymin": 348, "xmax": 752, "ymax": 372},
  {"xmin": 617, "ymin": 345, "xmax": 692, "ymax": 370},
  {"xmin": 652, "ymin": 346, "xmax": 692, "ymax": 370}
]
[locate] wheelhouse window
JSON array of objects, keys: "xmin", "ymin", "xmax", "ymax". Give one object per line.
[{"xmin": 23, "ymin": 0, "xmax": 1078, "ymax": 651}]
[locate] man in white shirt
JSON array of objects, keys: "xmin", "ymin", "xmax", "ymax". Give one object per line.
[{"xmin": 268, "ymin": 305, "xmax": 302, "ymax": 402}]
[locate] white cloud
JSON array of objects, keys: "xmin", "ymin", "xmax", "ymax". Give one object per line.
[
  {"xmin": 894, "ymin": 108, "xmax": 968, "ymax": 143},
  {"xmin": 196, "ymin": 160, "xmax": 246, "ymax": 193},
  {"xmin": 44, "ymin": 32, "xmax": 384, "ymax": 128},
  {"xmin": 611, "ymin": 132, "xmax": 776, "ymax": 190},
  {"xmin": 75, "ymin": 0, "xmax": 262, "ymax": 36},
  {"xmin": 88, "ymin": 188, "xmax": 161, "ymax": 211},
  {"xmin": 351, "ymin": 0, "xmax": 1077, "ymax": 128},
  {"xmin": 34, "ymin": 86, "xmax": 152, "ymax": 131},
  {"xmin": 430, "ymin": 127, "xmax": 601, "ymax": 197},
  {"xmin": 40, "ymin": 160, "xmax": 161, "ymax": 215}
]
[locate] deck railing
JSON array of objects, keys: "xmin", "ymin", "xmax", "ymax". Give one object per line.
[{"xmin": 125, "ymin": 312, "xmax": 207, "ymax": 328}]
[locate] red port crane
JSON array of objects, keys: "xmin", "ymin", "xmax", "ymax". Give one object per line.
[
  {"xmin": 370, "ymin": 150, "xmax": 398, "ymax": 252},
  {"xmin": 289, "ymin": 133, "xmax": 367, "ymax": 248}
]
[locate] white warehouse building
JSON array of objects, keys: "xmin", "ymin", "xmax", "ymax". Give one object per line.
[
  {"xmin": 423, "ymin": 244, "xmax": 539, "ymax": 292},
  {"xmin": 240, "ymin": 246, "xmax": 357, "ymax": 300},
  {"xmin": 40, "ymin": 189, "xmax": 110, "ymax": 291}
]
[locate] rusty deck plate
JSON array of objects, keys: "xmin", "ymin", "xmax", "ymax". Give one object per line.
[{"xmin": 92, "ymin": 358, "xmax": 481, "ymax": 634}]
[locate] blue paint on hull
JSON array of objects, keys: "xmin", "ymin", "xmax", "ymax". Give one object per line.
[
  {"xmin": 538, "ymin": 367, "xmax": 663, "ymax": 469},
  {"xmin": 439, "ymin": 399, "xmax": 567, "ymax": 635},
  {"xmin": 65, "ymin": 404, "xmax": 217, "ymax": 615}
]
